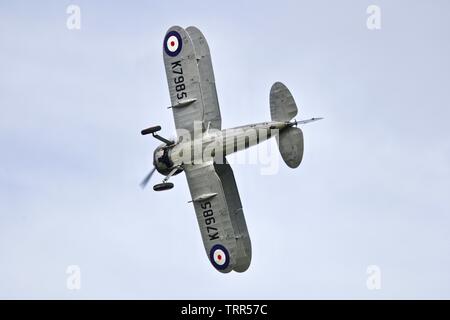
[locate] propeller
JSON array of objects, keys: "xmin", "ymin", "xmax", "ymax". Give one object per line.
[{"xmin": 140, "ymin": 166, "xmax": 156, "ymax": 189}]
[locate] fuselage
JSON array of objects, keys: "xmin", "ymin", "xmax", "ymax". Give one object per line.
[{"xmin": 153, "ymin": 121, "xmax": 289, "ymax": 174}]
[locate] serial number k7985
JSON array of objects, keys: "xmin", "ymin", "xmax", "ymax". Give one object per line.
[
  {"xmin": 171, "ymin": 60, "xmax": 187, "ymax": 100},
  {"xmin": 201, "ymin": 201, "xmax": 219, "ymax": 241}
]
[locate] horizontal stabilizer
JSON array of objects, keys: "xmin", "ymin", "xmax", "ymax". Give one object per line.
[
  {"xmin": 270, "ymin": 82, "xmax": 298, "ymax": 122},
  {"xmin": 277, "ymin": 127, "xmax": 304, "ymax": 168}
]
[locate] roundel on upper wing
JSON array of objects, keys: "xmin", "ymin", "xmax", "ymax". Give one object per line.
[
  {"xmin": 209, "ymin": 244, "xmax": 230, "ymax": 270},
  {"xmin": 164, "ymin": 31, "xmax": 182, "ymax": 57}
]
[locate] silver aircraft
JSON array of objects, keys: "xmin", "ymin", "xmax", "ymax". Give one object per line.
[{"xmin": 141, "ymin": 26, "xmax": 322, "ymax": 273}]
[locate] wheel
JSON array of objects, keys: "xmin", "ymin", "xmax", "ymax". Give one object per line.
[{"xmin": 153, "ymin": 182, "xmax": 174, "ymax": 191}]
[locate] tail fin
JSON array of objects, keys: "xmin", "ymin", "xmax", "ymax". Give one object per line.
[{"xmin": 270, "ymin": 82, "xmax": 304, "ymax": 168}]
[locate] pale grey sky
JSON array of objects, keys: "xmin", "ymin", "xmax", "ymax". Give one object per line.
[{"xmin": 1, "ymin": 0, "xmax": 450, "ymax": 299}]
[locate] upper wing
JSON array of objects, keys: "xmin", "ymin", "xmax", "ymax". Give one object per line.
[
  {"xmin": 163, "ymin": 26, "xmax": 205, "ymax": 136},
  {"xmin": 186, "ymin": 26, "xmax": 222, "ymax": 130},
  {"xmin": 184, "ymin": 161, "xmax": 251, "ymax": 273}
]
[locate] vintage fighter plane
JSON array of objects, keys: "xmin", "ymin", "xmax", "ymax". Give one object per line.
[{"xmin": 141, "ymin": 26, "xmax": 322, "ymax": 273}]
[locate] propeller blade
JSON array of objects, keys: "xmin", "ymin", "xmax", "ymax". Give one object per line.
[{"xmin": 140, "ymin": 167, "xmax": 156, "ymax": 189}]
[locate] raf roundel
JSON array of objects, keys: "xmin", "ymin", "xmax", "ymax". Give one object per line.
[
  {"xmin": 164, "ymin": 31, "xmax": 182, "ymax": 57},
  {"xmin": 209, "ymin": 244, "xmax": 230, "ymax": 270}
]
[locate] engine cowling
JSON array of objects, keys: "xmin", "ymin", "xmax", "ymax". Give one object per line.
[
  {"xmin": 153, "ymin": 144, "xmax": 183, "ymax": 176},
  {"xmin": 153, "ymin": 145, "xmax": 173, "ymax": 176}
]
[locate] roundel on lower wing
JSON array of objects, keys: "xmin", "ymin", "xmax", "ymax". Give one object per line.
[
  {"xmin": 163, "ymin": 31, "xmax": 182, "ymax": 57},
  {"xmin": 209, "ymin": 244, "xmax": 230, "ymax": 270}
]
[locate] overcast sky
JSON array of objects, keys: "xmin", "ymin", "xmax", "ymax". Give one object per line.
[{"xmin": 1, "ymin": 0, "xmax": 450, "ymax": 299}]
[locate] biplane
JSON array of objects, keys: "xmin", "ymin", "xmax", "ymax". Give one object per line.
[{"xmin": 141, "ymin": 26, "xmax": 322, "ymax": 273}]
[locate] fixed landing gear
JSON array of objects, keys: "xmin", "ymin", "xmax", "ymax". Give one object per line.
[{"xmin": 153, "ymin": 166, "xmax": 180, "ymax": 192}]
